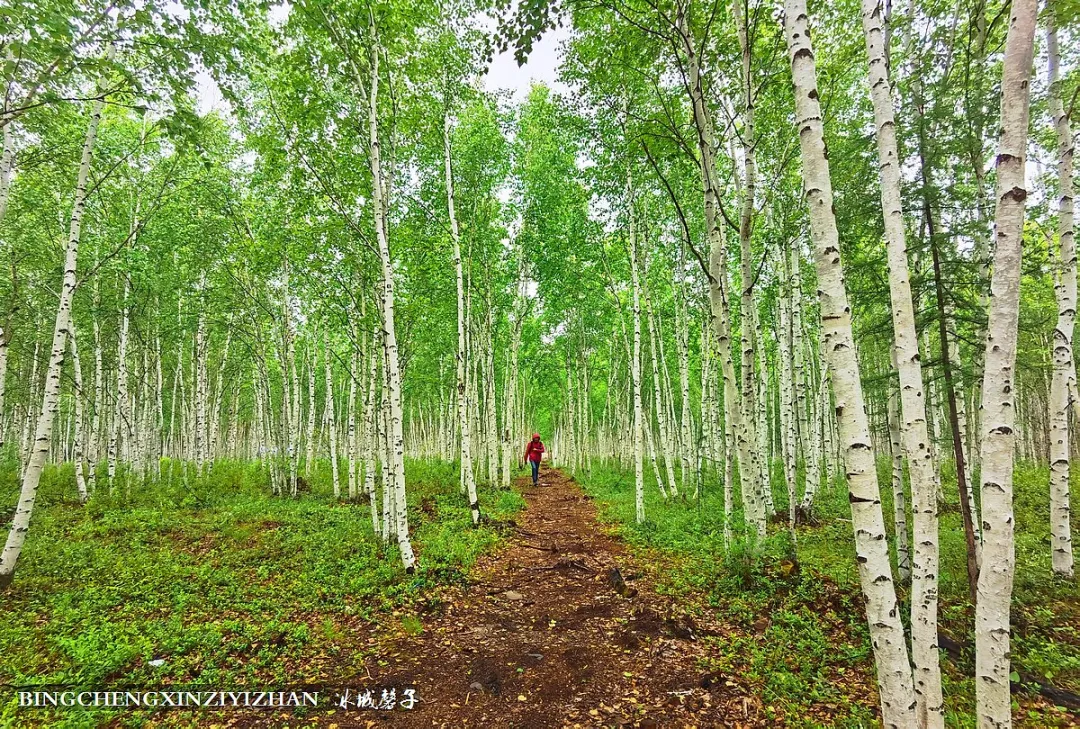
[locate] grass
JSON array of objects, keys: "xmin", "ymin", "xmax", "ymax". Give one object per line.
[
  {"xmin": 573, "ymin": 457, "xmax": 1080, "ymax": 728},
  {"xmin": 0, "ymin": 454, "xmax": 524, "ymax": 727}
]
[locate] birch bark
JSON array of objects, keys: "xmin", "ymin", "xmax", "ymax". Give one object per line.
[
  {"xmin": 733, "ymin": 0, "xmax": 764, "ymax": 515},
  {"xmin": 975, "ymin": 1, "xmax": 1037, "ymax": 723},
  {"xmin": 306, "ymin": 345, "xmax": 317, "ymax": 474},
  {"xmin": 647, "ymin": 295, "xmax": 678, "ymax": 496},
  {"xmin": 0, "ymin": 123, "xmax": 11, "ymax": 449},
  {"xmin": 782, "ymin": 3, "xmax": 917, "ymax": 723},
  {"xmin": 444, "ymin": 111, "xmax": 480, "ymax": 524},
  {"xmin": 779, "ymin": 255, "xmax": 797, "ymax": 532},
  {"xmin": 0, "ymin": 72, "xmax": 106, "ymax": 589},
  {"xmin": 677, "ymin": 2, "xmax": 764, "ymax": 533},
  {"xmin": 70, "ymin": 324, "xmax": 88, "ymax": 502},
  {"xmin": 348, "ymin": 333, "xmax": 358, "ymax": 500},
  {"xmin": 860, "ymin": 0, "xmax": 944, "ymax": 720},
  {"xmin": 325, "ymin": 336, "xmax": 340, "ymax": 498},
  {"xmin": 887, "ymin": 383, "xmax": 911, "ymax": 583},
  {"xmin": 369, "ymin": 30, "xmax": 416, "ymax": 569},
  {"xmin": 629, "ymin": 176, "xmax": 644, "ymax": 524},
  {"xmin": 1047, "ymin": 17, "xmax": 1075, "ymax": 579}
]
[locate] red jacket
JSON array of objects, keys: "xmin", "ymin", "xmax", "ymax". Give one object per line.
[{"xmin": 524, "ymin": 439, "xmax": 545, "ymax": 463}]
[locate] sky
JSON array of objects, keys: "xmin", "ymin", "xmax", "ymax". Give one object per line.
[
  {"xmin": 194, "ymin": 10, "xmax": 570, "ymax": 116},
  {"xmin": 482, "ymin": 23, "xmax": 571, "ymax": 100}
]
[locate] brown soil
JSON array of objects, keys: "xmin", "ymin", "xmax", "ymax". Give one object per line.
[{"xmin": 341, "ymin": 466, "xmax": 741, "ymax": 728}]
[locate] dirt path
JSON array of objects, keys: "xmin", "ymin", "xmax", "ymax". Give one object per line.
[{"xmin": 361, "ymin": 466, "xmax": 737, "ymax": 728}]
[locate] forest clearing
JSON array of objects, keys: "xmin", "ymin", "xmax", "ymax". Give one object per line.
[{"xmin": 2, "ymin": 0, "xmax": 1080, "ymax": 726}]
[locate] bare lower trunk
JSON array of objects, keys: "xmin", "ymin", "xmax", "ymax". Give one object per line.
[
  {"xmin": 70, "ymin": 325, "xmax": 88, "ymax": 502},
  {"xmin": 0, "ymin": 79, "xmax": 106, "ymax": 590},
  {"xmin": 369, "ymin": 33, "xmax": 415, "ymax": 569},
  {"xmin": 306, "ymin": 345, "xmax": 317, "ymax": 475},
  {"xmin": 975, "ymin": 1, "xmax": 1037, "ymax": 724},
  {"xmin": 348, "ymin": 333, "xmax": 359, "ymax": 500},
  {"xmin": 779, "ymin": 256, "xmax": 797, "ymax": 534},
  {"xmin": 783, "ymin": 4, "xmax": 917, "ymax": 724},
  {"xmin": 363, "ymin": 318, "xmax": 381, "ymax": 537},
  {"xmin": 444, "ymin": 111, "xmax": 480, "ymax": 524},
  {"xmin": 325, "ymin": 337, "xmax": 340, "ymax": 498},
  {"xmin": 502, "ymin": 249, "xmax": 526, "ymax": 488},
  {"xmin": 1048, "ymin": 18, "xmax": 1075, "ymax": 580},
  {"xmin": 629, "ymin": 175, "xmax": 644, "ymax": 524},
  {"xmin": 860, "ymin": 0, "xmax": 943, "ymax": 721},
  {"xmin": 647, "ymin": 294, "xmax": 678, "ymax": 497},
  {"xmin": 887, "ymin": 381, "xmax": 910, "ymax": 583}
]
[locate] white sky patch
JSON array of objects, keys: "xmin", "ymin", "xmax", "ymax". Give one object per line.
[
  {"xmin": 195, "ymin": 2, "xmax": 290, "ymax": 116},
  {"xmin": 196, "ymin": 8, "xmax": 568, "ymax": 115},
  {"xmin": 482, "ymin": 22, "xmax": 571, "ymax": 101},
  {"xmin": 542, "ymin": 320, "xmax": 567, "ymax": 345}
]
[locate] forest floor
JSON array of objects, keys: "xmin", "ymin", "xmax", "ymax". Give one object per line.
[
  {"xmin": 347, "ymin": 465, "xmax": 754, "ymax": 729},
  {"xmin": 2, "ymin": 460, "xmax": 1078, "ymax": 727}
]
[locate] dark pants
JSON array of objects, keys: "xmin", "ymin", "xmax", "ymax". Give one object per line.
[{"xmin": 530, "ymin": 460, "xmax": 540, "ymax": 484}]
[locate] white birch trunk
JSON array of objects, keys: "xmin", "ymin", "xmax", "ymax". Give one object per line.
[
  {"xmin": 678, "ymin": 6, "xmax": 766, "ymax": 533},
  {"xmin": 69, "ymin": 324, "xmax": 88, "ymax": 502},
  {"xmin": 860, "ymin": 1, "xmax": 944, "ymax": 720},
  {"xmin": 790, "ymin": 246, "xmax": 809, "ymax": 466},
  {"xmin": 325, "ymin": 336, "xmax": 340, "ymax": 498},
  {"xmin": 887, "ymin": 383, "xmax": 910, "ymax": 583},
  {"xmin": 484, "ymin": 306, "xmax": 498, "ymax": 486},
  {"xmin": 675, "ymin": 283, "xmax": 693, "ymax": 496},
  {"xmin": 782, "ymin": 4, "xmax": 917, "ymax": 724},
  {"xmin": 20, "ymin": 342, "xmax": 40, "ymax": 478},
  {"xmin": 629, "ymin": 177, "xmax": 644, "ymax": 524},
  {"xmin": 363, "ymin": 319, "xmax": 381, "ymax": 537},
  {"xmin": 0, "ymin": 327, "xmax": 8, "ymax": 454},
  {"xmin": 0, "ymin": 79, "xmax": 106, "ymax": 589},
  {"xmin": 734, "ymin": 0, "xmax": 767, "ymax": 516},
  {"xmin": 109, "ymin": 281, "xmax": 131, "ymax": 487},
  {"xmin": 801, "ymin": 328, "xmax": 822, "ymax": 512},
  {"xmin": 444, "ymin": 112, "xmax": 480, "ymax": 524},
  {"xmin": 306, "ymin": 345, "xmax": 317, "ymax": 475},
  {"xmin": 348, "ymin": 335, "xmax": 359, "ymax": 500},
  {"xmin": 193, "ymin": 283, "xmax": 207, "ymax": 474},
  {"xmin": 975, "ymin": 1, "xmax": 1037, "ymax": 723},
  {"xmin": 502, "ymin": 249, "xmax": 526, "ymax": 488},
  {"xmin": 779, "ymin": 260, "xmax": 797, "ymax": 532},
  {"xmin": 1047, "ymin": 18, "xmax": 1075, "ymax": 579},
  {"xmin": 0, "ymin": 121, "xmax": 12, "ymax": 224},
  {"xmin": 0, "ymin": 124, "xmax": 11, "ymax": 450},
  {"xmin": 369, "ymin": 34, "xmax": 415, "ymax": 569},
  {"xmin": 647, "ymin": 295, "xmax": 678, "ymax": 497}
]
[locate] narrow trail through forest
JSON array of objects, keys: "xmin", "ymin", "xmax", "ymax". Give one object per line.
[{"xmin": 359, "ymin": 467, "xmax": 734, "ymax": 728}]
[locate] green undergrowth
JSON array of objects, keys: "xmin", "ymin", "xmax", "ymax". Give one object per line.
[
  {"xmin": 0, "ymin": 454, "xmax": 524, "ymax": 727},
  {"xmin": 574, "ymin": 458, "xmax": 1080, "ymax": 728}
]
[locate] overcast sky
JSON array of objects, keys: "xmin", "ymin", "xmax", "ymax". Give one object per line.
[
  {"xmin": 482, "ymin": 23, "xmax": 570, "ymax": 100},
  {"xmin": 195, "ymin": 14, "xmax": 570, "ymax": 116}
]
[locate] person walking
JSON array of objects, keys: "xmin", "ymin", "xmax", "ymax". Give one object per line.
[{"xmin": 523, "ymin": 433, "xmax": 545, "ymax": 486}]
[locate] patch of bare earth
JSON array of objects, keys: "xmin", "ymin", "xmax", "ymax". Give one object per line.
[
  {"xmin": 336, "ymin": 466, "xmax": 751, "ymax": 728},
  {"xmin": 205, "ymin": 468, "xmax": 806, "ymax": 728}
]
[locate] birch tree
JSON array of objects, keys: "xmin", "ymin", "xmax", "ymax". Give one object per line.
[
  {"xmin": 0, "ymin": 55, "xmax": 108, "ymax": 589},
  {"xmin": 629, "ymin": 175, "xmax": 644, "ymax": 524},
  {"xmin": 445, "ymin": 109, "xmax": 481, "ymax": 525},
  {"xmin": 369, "ymin": 23, "xmax": 416, "ymax": 570},
  {"xmin": 861, "ymin": 0, "xmax": 943, "ymax": 720},
  {"xmin": 1047, "ymin": 14, "xmax": 1075, "ymax": 580},
  {"xmin": 782, "ymin": 2, "xmax": 917, "ymax": 723},
  {"xmin": 975, "ymin": 0, "xmax": 1038, "ymax": 724}
]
